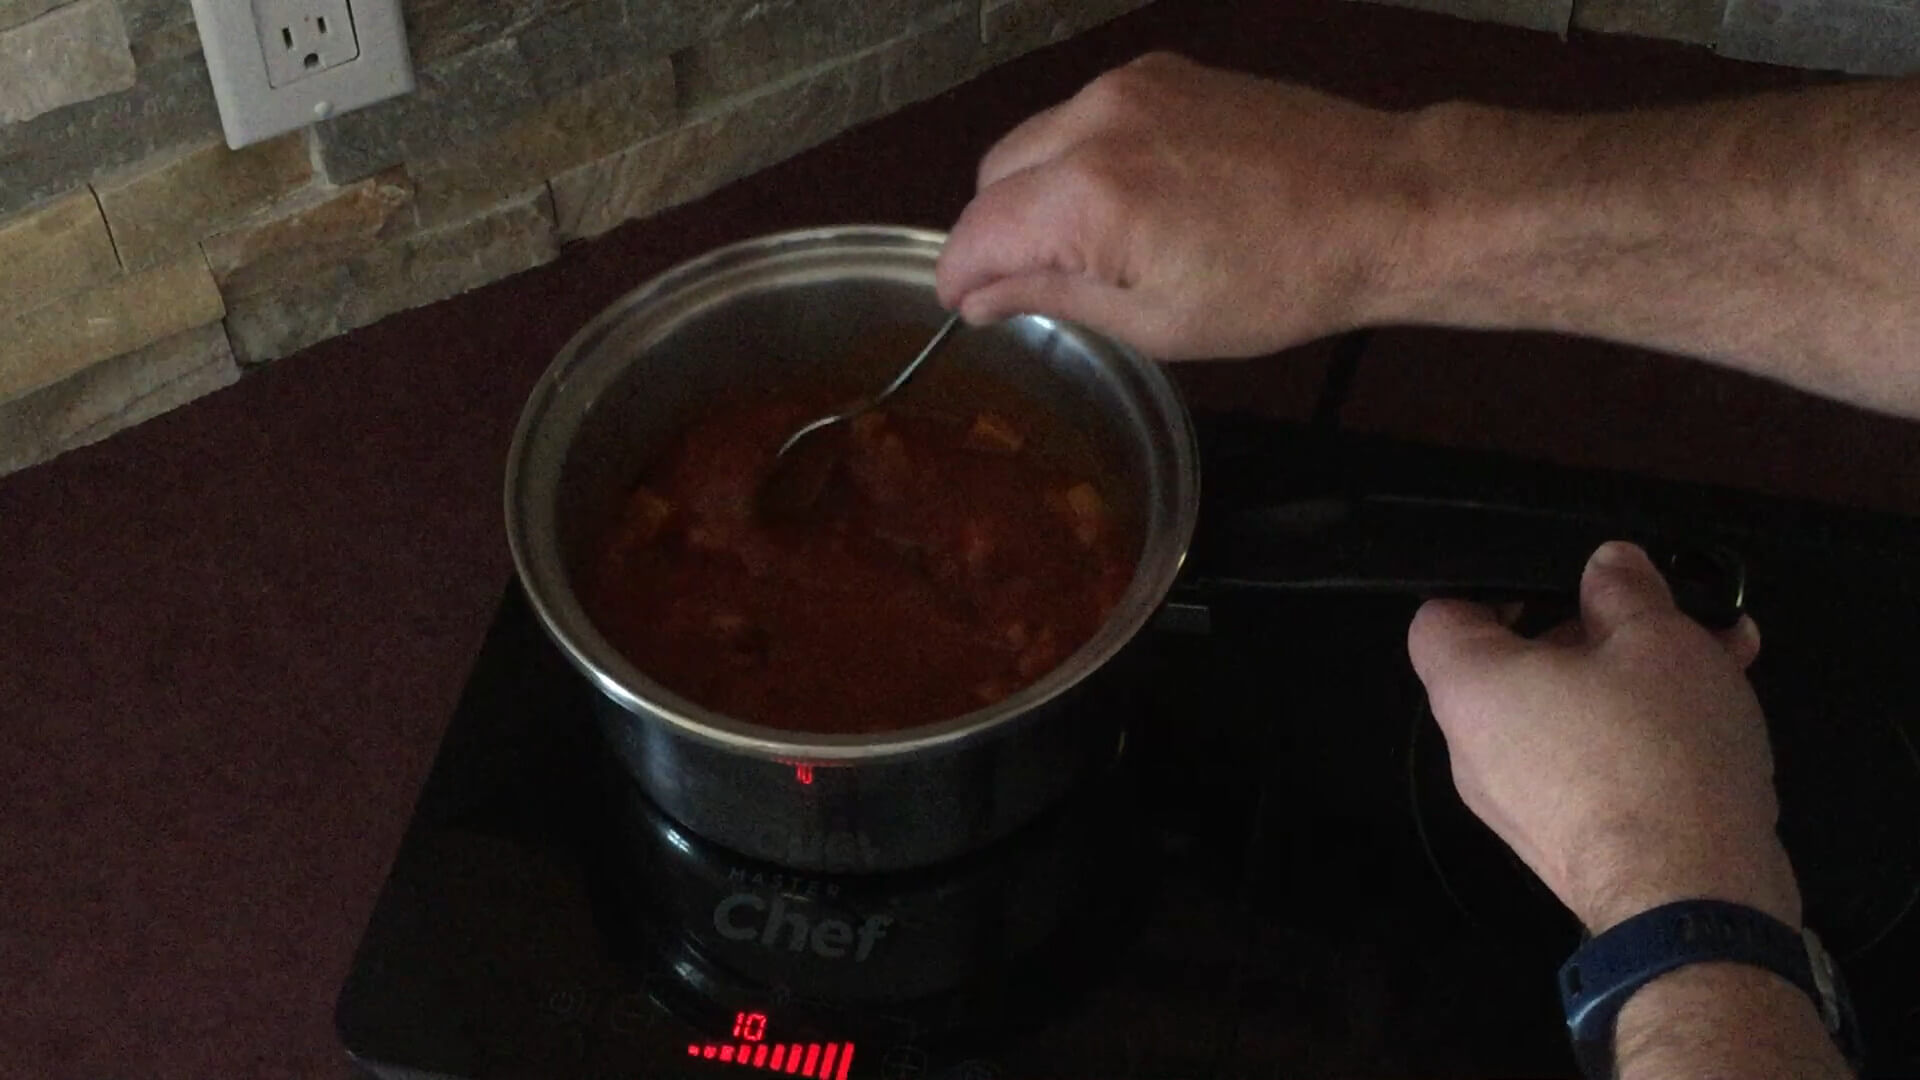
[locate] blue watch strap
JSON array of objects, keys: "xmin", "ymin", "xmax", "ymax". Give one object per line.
[{"xmin": 1558, "ymin": 899, "xmax": 1826, "ymax": 1079}]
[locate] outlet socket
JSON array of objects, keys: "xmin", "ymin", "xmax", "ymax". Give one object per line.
[
  {"xmin": 192, "ymin": 0, "xmax": 414, "ymax": 149},
  {"xmin": 256, "ymin": 0, "xmax": 359, "ymax": 88}
]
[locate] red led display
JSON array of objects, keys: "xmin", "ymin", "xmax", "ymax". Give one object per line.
[
  {"xmin": 687, "ymin": 1012, "xmax": 854, "ymax": 1079},
  {"xmin": 795, "ymin": 765, "xmax": 814, "ymax": 785}
]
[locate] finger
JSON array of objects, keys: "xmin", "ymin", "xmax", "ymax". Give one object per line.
[
  {"xmin": 1716, "ymin": 614, "xmax": 1763, "ymax": 669},
  {"xmin": 1578, "ymin": 541, "xmax": 1676, "ymax": 638},
  {"xmin": 936, "ymin": 161, "xmax": 1109, "ymax": 310},
  {"xmin": 976, "ymin": 102, "xmax": 1084, "ymax": 190},
  {"xmin": 1407, "ymin": 598, "xmax": 1533, "ymax": 689},
  {"xmin": 955, "ymin": 270, "xmax": 1142, "ymax": 339}
]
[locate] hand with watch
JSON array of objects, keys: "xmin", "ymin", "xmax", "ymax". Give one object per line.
[{"xmin": 1408, "ymin": 541, "xmax": 1861, "ymax": 1079}]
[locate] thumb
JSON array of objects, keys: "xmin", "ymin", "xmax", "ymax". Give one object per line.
[
  {"xmin": 1579, "ymin": 541, "xmax": 1677, "ymax": 639},
  {"xmin": 1407, "ymin": 597, "xmax": 1530, "ymax": 690}
]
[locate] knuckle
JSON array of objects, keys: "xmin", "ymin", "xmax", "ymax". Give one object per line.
[
  {"xmin": 1125, "ymin": 50, "xmax": 1187, "ymax": 76},
  {"xmin": 1077, "ymin": 71, "xmax": 1132, "ymax": 120},
  {"xmin": 1057, "ymin": 147, "xmax": 1129, "ymax": 216},
  {"xmin": 1078, "ymin": 52, "xmax": 1192, "ymax": 128},
  {"xmin": 1082, "ymin": 56, "xmax": 1168, "ymax": 121}
]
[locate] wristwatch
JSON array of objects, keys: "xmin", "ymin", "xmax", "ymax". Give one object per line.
[{"xmin": 1557, "ymin": 898, "xmax": 1861, "ymax": 1079}]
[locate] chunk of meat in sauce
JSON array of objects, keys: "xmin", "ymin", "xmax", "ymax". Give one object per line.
[
  {"xmin": 600, "ymin": 487, "xmax": 674, "ymax": 574},
  {"xmin": 1056, "ymin": 482, "xmax": 1108, "ymax": 549},
  {"xmin": 584, "ymin": 400, "xmax": 1134, "ymax": 734},
  {"xmin": 963, "ymin": 412, "xmax": 1025, "ymax": 454}
]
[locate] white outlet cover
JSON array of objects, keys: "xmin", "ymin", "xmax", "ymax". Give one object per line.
[{"xmin": 191, "ymin": 0, "xmax": 416, "ymax": 149}]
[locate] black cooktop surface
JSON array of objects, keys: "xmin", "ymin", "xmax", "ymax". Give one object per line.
[{"xmin": 338, "ymin": 414, "xmax": 1920, "ymax": 1079}]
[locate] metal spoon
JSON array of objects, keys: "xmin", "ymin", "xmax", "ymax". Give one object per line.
[{"xmin": 757, "ymin": 313, "xmax": 963, "ymax": 519}]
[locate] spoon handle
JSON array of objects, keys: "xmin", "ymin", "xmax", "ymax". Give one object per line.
[
  {"xmin": 874, "ymin": 312, "xmax": 963, "ymax": 404},
  {"xmin": 771, "ymin": 313, "xmax": 964, "ymax": 464}
]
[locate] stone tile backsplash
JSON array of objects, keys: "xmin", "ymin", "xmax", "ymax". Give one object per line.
[
  {"xmin": 1719, "ymin": 0, "xmax": 1920, "ymax": 76},
  {"xmin": 0, "ymin": 0, "xmax": 1912, "ymax": 475}
]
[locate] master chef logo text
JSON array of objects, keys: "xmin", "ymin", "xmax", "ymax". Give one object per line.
[{"xmin": 712, "ymin": 892, "xmax": 893, "ymax": 962}]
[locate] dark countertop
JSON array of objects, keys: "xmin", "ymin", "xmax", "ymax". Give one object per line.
[{"xmin": 5, "ymin": 2, "xmax": 1918, "ymax": 1076}]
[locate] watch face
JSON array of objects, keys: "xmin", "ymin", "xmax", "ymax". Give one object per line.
[
  {"xmin": 1802, "ymin": 927, "xmax": 1868, "ymax": 1066},
  {"xmin": 1802, "ymin": 929, "xmax": 1842, "ymax": 1029}
]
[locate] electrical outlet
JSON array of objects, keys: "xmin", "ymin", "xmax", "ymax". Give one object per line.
[
  {"xmin": 255, "ymin": 0, "xmax": 359, "ymax": 89},
  {"xmin": 191, "ymin": 0, "xmax": 415, "ymax": 149}
]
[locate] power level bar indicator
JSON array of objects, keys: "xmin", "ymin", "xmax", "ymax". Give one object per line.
[{"xmin": 682, "ymin": 1040, "xmax": 855, "ymax": 1077}]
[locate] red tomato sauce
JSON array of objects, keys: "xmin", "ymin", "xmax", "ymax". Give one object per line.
[{"xmin": 584, "ymin": 398, "xmax": 1134, "ymax": 734}]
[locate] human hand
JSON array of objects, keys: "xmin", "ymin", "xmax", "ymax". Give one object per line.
[
  {"xmin": 1406, "ymin": 541, "xmax": 1801, "ymax": 935},
  {"xmin": 934, "ymin": 53, "xmax": 1422, "ymax": 359}
]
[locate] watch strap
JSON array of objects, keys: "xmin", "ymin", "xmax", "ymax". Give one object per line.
[{"xmin": 1557, "ymin": 899, "xmax": 1832, "ymax": 1079}]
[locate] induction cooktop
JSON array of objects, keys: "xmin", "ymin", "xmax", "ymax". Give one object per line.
[{"xmin": 338, "ymin": 412, "xmax": 1920, "ymax": 1079}]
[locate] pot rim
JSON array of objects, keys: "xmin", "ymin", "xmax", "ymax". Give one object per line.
[{"xmin": 504, "ymin": 224, "xmax": 1200, "ymax": 763}]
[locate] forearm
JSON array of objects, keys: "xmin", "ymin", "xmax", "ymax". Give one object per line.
[
  {"xmin": 1614, "ymin": 963, "xmax": 1851, "ymax": 1080},
  {"xmin": 1380, "ymin": 78, "xmax": 1920, "ymax": 418}
]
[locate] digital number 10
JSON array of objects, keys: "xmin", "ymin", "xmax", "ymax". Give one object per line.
[{"xmin": 731, "ymin": 1012, "xmax": 767, "ymax": 1042}]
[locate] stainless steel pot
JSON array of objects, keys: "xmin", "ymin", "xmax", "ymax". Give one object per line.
[
  {"xmin": 506, "ymin": 226, "xmax": 1198, "ymax": 874},
  {"xmin": 506, "ymin": 225, "xmax": 1750, "ymax": 877}
]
